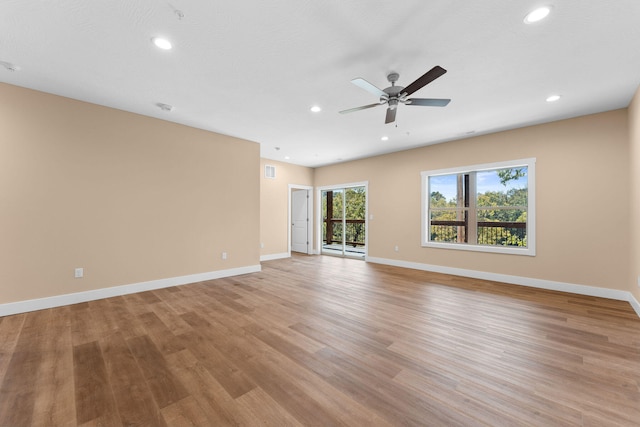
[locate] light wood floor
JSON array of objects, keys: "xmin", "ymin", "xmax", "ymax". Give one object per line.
[{"xmin": 1, "ymin": 255, "xmax": 639, "ymax": 426}]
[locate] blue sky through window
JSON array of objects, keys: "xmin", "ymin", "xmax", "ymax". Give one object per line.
[{"xmin": 430, "ymin": 168, "xmax": 528, "ymax": 202}]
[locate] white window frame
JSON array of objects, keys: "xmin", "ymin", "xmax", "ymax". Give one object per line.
[
  {"xmin": 421, "ymin": 158, "xmax": 536, "ymax": 256},
  {"xmin": 315, "ymin": 181, "xmax": 369, "ymax": 258}
]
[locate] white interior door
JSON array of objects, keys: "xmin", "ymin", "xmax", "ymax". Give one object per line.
[{"xmin": 291, "ymin": 189, "xmax": 308, "ymax": 253}]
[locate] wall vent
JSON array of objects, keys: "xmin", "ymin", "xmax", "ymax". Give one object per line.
[{"xmin": 264, "ymin": 164, "xmax": 276, "ymax": 179}]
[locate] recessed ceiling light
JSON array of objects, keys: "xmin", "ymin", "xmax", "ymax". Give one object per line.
[
  {"xmin": 284, "ymin": 156, "xmax": 291, "ymax": 160},
  {"xmin": 546, "ymin": 94, "xmax": 561, "ymax": 102},
  {"xmin": 381, "ymin": 136, "xmax": 389, "ymax": 141},
  {"xmin": 524, "ymin": 6, "xmax": 551, "ymax": 24},
  {"xmin": 152, "ymin": 37, "xmax": 172, "ymax": 50},
  {"xmin": 310, "ymin": 105, "xmax": 322, "ymax": 113}
]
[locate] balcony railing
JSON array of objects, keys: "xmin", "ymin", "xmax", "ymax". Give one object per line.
[
  {"xmin": 323, "ymin": 218, "xmax": 366, "ymax": 247},
  {"xmin": 430, "ymin": 220, "xmax": 526, "ymax": 246}
]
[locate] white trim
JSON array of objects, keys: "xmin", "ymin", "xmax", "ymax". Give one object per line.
[
  {"xmin": 422, "ymin": 158, "xmax": 537, "ymax": 177},
  {"xmin": 629, "ymin": 293, "xmax": 640, "ymax": 318},
  {"xmin": 0, "ymin": 264, "xmax": 261, "ymax": 317},
  {"xmin": 422, "ymin": 241, "xmax": 534, "ymax": 256},
  {"xmin": 366, "ymin": 256, "xmax": 639, "ymax": 315},
  {"xmin": 260, "ymin": 252, "xmax": 290, "ymax": 261},
  {"xmin": 421, "ymin": 158, "xmax": 536, "ymax": 256},
  {"xmin": 315, "ymin": 181, "xmax": 369, "ymax": 257},
  {"xmin": 316, "ymin": 181, "xmax": 369, "ymax": 191}
]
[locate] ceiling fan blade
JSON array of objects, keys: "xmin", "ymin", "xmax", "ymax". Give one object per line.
[
  {"xmin": 401, "ymin": 66, "xmax": 447, "ymax": 97},
  {"xmin": 351, "ymin": 78, "xmax": 387, "ymax": 98},
  {"xmin": 385, "ymin": 107, "xmax": 397, "ymax": 124},
  {"xmin": 406, "ymin": 98, "xmax": 451, "ymax": 107},
  {"xmin": 339, "ymin": 103, "xmax": 382, "ymax": 114}
]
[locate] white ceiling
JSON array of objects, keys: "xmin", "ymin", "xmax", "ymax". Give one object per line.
[{"xmin": 2, "ymin": 1, "xmax": 639, "ymax": 167}]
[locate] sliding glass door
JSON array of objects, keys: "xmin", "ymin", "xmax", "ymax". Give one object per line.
[{"xmin": 321, "ymin": 185, "xmax": 366, "ymax": 259}]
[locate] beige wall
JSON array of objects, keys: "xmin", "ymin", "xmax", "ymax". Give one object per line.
[
  {"xmin": 0, "ymin": 83, "xmax": 260, "ymax": 304},
  {"xmin": 629, "ymin": 86, "xmax": 640, "ymax": 302},
  {"xmin": 260, "ymin": 159, "xmax": 314, "ymax": 256},
  {"xmin": 315, "ymin": 110, "xmax": 630, "ymax": 290},
  {"xmin": 3, "ymin": 81, "xmax": 635, "ymax": 307}
]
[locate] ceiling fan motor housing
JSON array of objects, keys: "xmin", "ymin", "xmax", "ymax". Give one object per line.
[{"xmin": 382, "ymin": 84, "xmax": 406, "ymax": 106}]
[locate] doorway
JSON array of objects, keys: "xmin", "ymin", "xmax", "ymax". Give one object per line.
[
  {"xmin": 319, "ymin": 183, "xmax": 367, "ymax": 259},
  {"xmin": 289, "ymin": 185, "xmax": 313, "ymax": 255}
]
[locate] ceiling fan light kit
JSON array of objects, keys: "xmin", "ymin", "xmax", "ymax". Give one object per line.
[{"xmin": 339, "ymin": 66, "xmax": 451, "ymax": 124}]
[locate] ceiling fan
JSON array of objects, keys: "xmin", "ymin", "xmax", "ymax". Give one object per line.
[{"xmin": 339, "ymin": 66, "xmax": 450, "ymax": 124}]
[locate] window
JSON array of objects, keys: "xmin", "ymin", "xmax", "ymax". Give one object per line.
[{"xmin": 421, "ymin": 158, "xmax": 535, "ymax": 256}]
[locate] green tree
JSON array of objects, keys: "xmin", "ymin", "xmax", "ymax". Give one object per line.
[
  {"xmin": 345, "ymin": 188, "xmax": 366, "ymax": 246},
  {"xmin": 428, "ymin": 168, "xmax": 528, "ymax": 247},
  {"xmin": 322, "ymin": 188, "xmax": 366, "ymax": 247},
  {"xmin": 497, "ymin": 168, "xmax": 526, "ymax": 185},
  {"xmin": 477, "ymin": 187, "xmax": 527, "ymax": 246},
  {"xmin": 429, "ymin": 191, "xmax": 460, "ymax": 242}
]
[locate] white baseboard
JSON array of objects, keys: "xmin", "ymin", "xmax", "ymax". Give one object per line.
[
  {"xmin": 260, "ymin": 252, "xmax": 290, "ymax": 262},
  {"xmin": 0, "ymin": 264, "xmax": 261, "ymax": 317},
  {"xmin": 629, "ymin": 294, "xmax": 640, "ymax": 318},
  {"xmin": 5, "ymin": 257, "xmax": 638, "ymax": 319},
  {"xmin": 366, "ymin": 256, "xmax": 640, "ymax": 317}
]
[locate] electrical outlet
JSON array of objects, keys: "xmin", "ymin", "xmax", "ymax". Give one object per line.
[
  {"xmin": 637, "ymin": 276, "xmax": 640, "ymax": 288},
  {"xmin": 260, "ymin": 242, "xmax": 264, "ymax": 249},
  {"xmin": 394, "ymin": 245, "xmax": 399, "ymax": 252},
  {"xmin": 74, "ymin": 268, "xmax": 84, "ymax": 278},
  {"xmin": 222, "ymin": 252, "xmax": 227, "ymax": 260}
]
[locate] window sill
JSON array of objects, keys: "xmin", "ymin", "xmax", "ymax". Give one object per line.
[{"xmin": 422, "ymin": 241, "xmax": 535, "ymax": 256}]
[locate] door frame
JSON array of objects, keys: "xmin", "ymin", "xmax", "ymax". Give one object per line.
[
  {"xmin": 288, "ymin": 184, "xmax": 314, "ymax": 256},
  {"xmin": 315, "ymin": 181, "xmax": 368, "ymax": 258}
]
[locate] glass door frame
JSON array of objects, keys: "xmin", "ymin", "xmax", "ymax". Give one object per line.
[{"xmin": 316, "ymin": 181, "xmax": 368, "ymax": 259}]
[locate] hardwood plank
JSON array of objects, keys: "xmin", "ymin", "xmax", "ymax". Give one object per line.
[
  {"xmin": 242, "ymin": 323, "xmax": 399, "ymax": 426},
  {"xmin": 73, "ymin": 341, "xmax": 120, "ymax": 426},
  {"xmin": 101, "ymin": 331, "xmax": 166, "ymax": 426},
  {"xmin": 177, "ymin": 322, "xmax": 257, "ymax": 399},
  {"xmin": 164, "ymin": 348, "xmax": 244, "ymax": 426},
  {"xmin": 127, "ymin": 334, "xmax": 189, "ymax": 409},
  {"xmin": 105, "ymin": 296, "xmax": 147, "ymax": 340},
  {"xmin": 233, "ymin": 387, "xmax": 304, "ymax": 427},
  {"xmin": 0, "ymin": 310, "xmax": 51, "ymax": 426},
  {"xmin": 31, "ymin": 307, "xmax": 76, "ymax": 426},
  {"xmin": 87, "ymin": 299, "xmax": 120, "ymax": 337},
  {"xmin": 1, "ymin": 254, "xmax": 639, "ymax": 426},
  {"xmin": 70, "ymin": 303, "xmax": 100, "ymax": 347},
  {"xmin": 138, "ymin": 311, "xmax": 185, "ymax": 355},
  {"xmin": 121, "ymin": 292, "xmax": 156, "ymax": 318},
  {"xmin": 0, "ymin": 313, "xmax": 26, "ymax": 385},
  {"xmin": 150, "ymin": 301, "xmax": 194, "ymax": 336},
  {"xmin": 394, "ymin": 368, "xmax": 536, "ymax": 426},
  {"xmin": 136, "ymin": 290, "xmax": 162, "ymax": 305},
  {"xmin": 160, "ymin": 395, "xmax": 211, "ymax": 426},
  {"xmin": 181, "ymin": 314, "xmax": 347, "ymax": 425}
]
